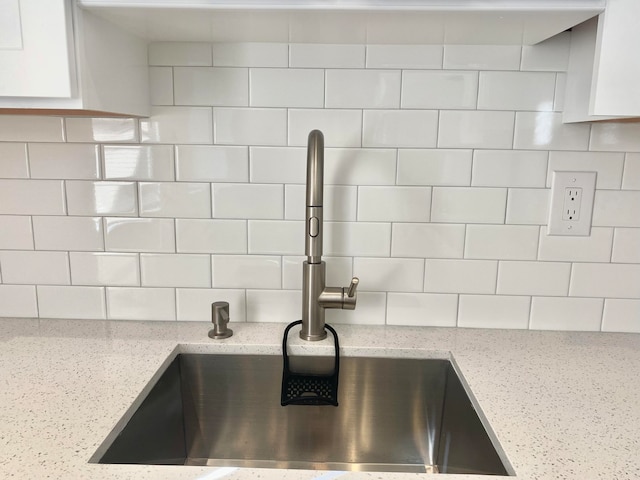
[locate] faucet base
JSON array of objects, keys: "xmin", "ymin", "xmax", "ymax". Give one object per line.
[{"xmin": 299, "ymin": 330, "xmax": 328, "ymax": 341}]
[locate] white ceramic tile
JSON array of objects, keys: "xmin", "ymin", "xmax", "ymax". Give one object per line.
[
  {"xmin": 148, "ymin": 42, "xmax": 212, "ymax": 66},
  {"xmin": 0, "ymin": 143, "xmax": 28, "ymax": 178},
  {"xmin": 212, "ymin": 184, "xmax": 283, "ymax": 219},
  {"xmin": 326, "ymin": 292, "xmax": 386, "ymax": 325},
  {"xmin": 621, "ymin": 153, "xmax": 640, "ymax": 190},
  {"xmin": 141, "ymin": 254, "xmax": 211, "ymax": 288},
  {"xmin": 538, "ymin": 227, "xmax": 614, "ymax": 262},
  {"xmin": 397, "ymin": 149, "xmax": 472, "ymax": 186},
  {"xmin": 478, "ymin": 72, "xmax": 556, "ymax": 111},
  {"xmin": 176, "ymin": 288, "xmax": 246, "ymax": 322},
  {"xmin": 107, "ymin": 287, "xmax": 176, "ymax": 320},
  {"xmin": 323, "ymin": 148, "xmax": 396, "ymax": 185},
  {"xmin": 0, "ymin": 251, "xmax": 69, "ymax": 285},
  {"xmin": 65, "ymin": 118, "xmax": 138, "ymax": 143},
  {"xmin": 28, "ymin": 144, "xmax": 100, "ymax": 180},
  {"xmin": 282, "ymin": 256, "xmax": 352, "ymax": 290},
  {"xmin": 66, "ymin": 181, "xmax": 138, "ymax": 216},
  {"xmin": 0, "ymin": 285, "xmax": 37, "ymax": 317},
  {"xmin": 506, "ymin": 188, "xmax": 550, "ymax": 225},
  {"xmin": 443, "ymin": 45, "xmax": 521, "ymax": 70},
  {"xmin": 358, "ymin": 186, "xmax": 431, "ymax": 222},
  {"xmin": 425, "ymin": 259, "xmax": 497, "ymax": 294},
  {"xmin": 431, "ymin": 187, "xmax": 507, "ymax": 224},
  {"xmin": 175, "ymin": 145, "xmax": 248, "ymax": 182},
  {"xmin": 547, "ymin": 151, "xmax": 624, "ymax": 189},
  {"xmin": 392, "ymin": 223, "xmax": 465, "ymax": 258},
  {"xmin": 103, "ymin": 145, "xmax": 175, "ymax": 181},
  {"xmin": 362, "ymin": 110, "xmax": 438, "ymax": 148},
  {"xmin": 465, "ymin": 225, "xmax": 539, "ymax": 260},
  {"xmin": 366, "ymin": 45, "xmax": 443, "ymax": 69},
  {"xmin": 289, "ymin": 44, "xmax": 365, "ymax": 68},
  {"xmin": 246, "ymin": 290, "xmax": 301, "ymax": 323},
  {"xmin": 0, "ymin": 216, "xmax": 33, "ymax": 250},
  {"xmin": 214, "ymin": 108, "xmax": 286, "ymax": 146},
  {"xmin": 438, "ymin": 111, "xmax": 515, "ymax": 149},
  {"xmin": 70, "ymin": 252, "xmax": 139, "ymax": 287},
  {"xmin": 105, "ymin": 218, "xmax": 176, "ymax": 253},
  {"xmin": 324, "ymin": 222, "xmax": 391, "ymax": 257},
  {"xmin": 248, "ymin": 220, "xmax": 304, "ymax": 255},
  {"xmin": 0, "ymin": 180, "xmax": 65, "ymax": 215},
  {"xmin": 472, "ymin": 150, "xmax": 548, "ymax": 188},
  {"xmin": 0, "ymin": 116, "xmax": 64, "ymax": 142},
  {"xmin": 37, "ymin": 286, "xmax": 106, "ymax": 319},
  {"xmin": 613, "ymin": 228, "xmax": 640, "ymax": 263},
  {"xmin": 176, "ymin": 219, "xmax": 247, "ymax": 254},
  {"xmin": 602, "ymin": 299, "xmax": 640, "ymax": 333},
  {"xmin": 521, "ymin": 32, "xmax": 571, "ymax": 71},
  {"xmin": 250, "ymin": 69, "xmax": 324, "ymax": 108},
  {"xmin": 401, "ymin": 71, "xmax": 478, "ymax": 109},
  {"xmin": 213, "ymin": 42, "xmax": 288, "ymax": 67},
  {"xmin": 530, "ymin": 297, "xmax": 603, "ymax": 331},
  {"xmin": 592, "ymin": 191, "xmax": 640, "ymax": 227},
  {"xmin": 497, "ymin": 261, "xmax": 570, "ymax": 296},
  {"xmin": 211, "ymin": 255, "xmax": 281, "ymax": 289},
  {"xmin": 514, "ymin": 112, "xmax": 590, "ymax": 151},
  {"xmin": 387, "ymin": 293, "xmax": 458, "ymax": 327},
  {"xmin": 590, "ymin": 123, "xmax": 640, "ymax": 153},
  {"xmin": 149, "ymin": 66, "xmax": 174, "ymax": 105},
  {"xmin": 141, "ymin": 106, "xmax": 213, "ymax": 144},
  {"xmin": 325, "ymin": 69, "xmax": 401, "ymax": 108},
  {"xmin": 174, "ymin": 67, "xmax": 248, "ymax": 106},
  {"xmin": 285, "ymin": 185, "xmax": 357, "ymax": 221},
  {"xmin": 288, "ymin": 109, "xmax": 362, "ymax": 147},
  {"xmin": 458, "ymin": 295, "xmax": 530, "ymax": 329},
  {"xmin": 139, "ymin": 182, "xmax": 211, "ymax": 218},
  {"xmin": 570, "ymin": 263, "xmax": 640, "ymax": 299},
  {"xmin": 250, "ymin": 147, "xmax": 306, "ymax": 184},
  {"xmin": 354, "ymin": 257, "xmax": 424, "ymax": 292},
  {"xmin": 554, "ymin": 73, "xmax": 567, "ymax": 112},
  {"xmin": 32, "ymin": 216, "xmax": 103, "ymax": 251}
]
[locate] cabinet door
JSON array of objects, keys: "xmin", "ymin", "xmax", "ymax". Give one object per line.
[{"xmin": 0, "ymin": 0, "xmax": 74, "ymax": 98}]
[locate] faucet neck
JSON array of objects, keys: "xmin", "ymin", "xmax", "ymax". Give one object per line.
[{"xmin": 305, "ymin": 130, "xmax": 324, "ymax": 264}]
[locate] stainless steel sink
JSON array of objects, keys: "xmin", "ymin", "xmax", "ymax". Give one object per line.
[{"xmin": 92, "ymin": 354, "xmax": 512, "ymax": 475}]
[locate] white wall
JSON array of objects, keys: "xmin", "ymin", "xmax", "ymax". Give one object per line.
[{"xmin": 0, "ymin": 34, "xmax": 639, "ymax": 332}]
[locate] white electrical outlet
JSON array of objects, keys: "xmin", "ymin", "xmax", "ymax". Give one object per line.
[{"xmin": 548, "ymin": 171, "xmax": 597, "ymax": 236}]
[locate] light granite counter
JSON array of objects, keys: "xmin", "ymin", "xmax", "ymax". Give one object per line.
[{"xmin": 1, "ymin": 318, "xmax": 639, "ymax": 480}]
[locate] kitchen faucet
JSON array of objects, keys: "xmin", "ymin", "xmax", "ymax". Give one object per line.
[{"xmin": 300, "ymin": 130, "xmax": 359, "ymax": 341}]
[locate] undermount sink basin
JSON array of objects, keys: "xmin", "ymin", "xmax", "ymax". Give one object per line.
[{"xmin": 92, "ymin": 353, "xmax": 512, "ymax": 475}]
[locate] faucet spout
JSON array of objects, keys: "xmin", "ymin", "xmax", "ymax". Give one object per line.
[{"xmin": 305, "ymin": 130, "xmax": 324, "ymax": 265}]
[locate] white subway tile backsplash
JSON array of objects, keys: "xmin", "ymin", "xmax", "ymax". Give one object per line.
[
  {"xmin": 214, "ymin": 108, "xmax": 286, "ymax": 146},
  {"xmin": 387, "ymin": 293, "xmax": 458, "ymax": 327},
  {"xmin": 602, "ymin": 299, "xmax": 640, "ymax": 333},
  {"xmin": 289, "ymin": 44, "xmax": 364, "ymax": 68},
  {"xmin": 438, "ymin": 111, "xmax": 515, "ymax": 149},
  {"xmin": 324, "ymin": 149, "xmax": 396, "ymax": 185},
  {"xmin": 570, "ymin": 263, "xmax": 640, "ymax": 298},
  {"xmin": 288, "ymin": 109, "xmax": 362, "ymax": 147},
  {"xmin": 362, "ymin": 110, "xmax": 438, "ymax": 148},
  {"xmin": 248, "ymin": 220, "xmax": 304, "ymax": 255},
  {"xmin": 282, "ymin": 256, "xmax": 352, "ymax": 290},
  {"xmin": 392, "ymin": 223, "xmax": 465, "ymax": 258},
  {"xmin": 547, "ymin": 151, "xmax": 624, "ymax": 189},
  {"xmin": 520, "ymin": 32, "xmax": 570, "ymax": 71},
  {"xmin": 538, "ymin": 227, "xmax": 613, "ymax": 262},
  {"xmin": 622, "ymin": 154, "xmax": 640, "ymax": 190},
  {"xmin": 285, "ymin": 185, "xmax": 357, "ymax": 221},
  {"xmin": 506, "ymin": 188, "xmax": 550, "ymax": 225},
  {"xmin": 176, "ymin": 145, "xmax": 248, "ymax": 182},
  {"xmin": 107, "ymin": 287, "xmax": 176, "ymax": 320},
  {"xmin": 141, "ymin": 254, "xmax": 211, "ymax": 288},
  {"xmin": 176, "ymin": 219, "xmax": 247, "ymax": 254},
  {"xmin": 37, "ymin": 286, "xmax": 106, "ymax": 319},
  {"xmin": 354, "ymin": 257, "xmax": 424, "ymax": 292},
  {"xmin": 70, "ymin": 252, "xmax": 139, "ymax": 287},
  {"xmin": 458, "ymin": 295, "xmax": 530, "ymax": 329},
  {"xmin": 530, "ymin": 297, "xmax": 603, "ymax": 331},
  {"xmin": 514, "ymin": 112, "xmax": 590, "ymax": 151},
  {"xmin": 66, "ymin": 118, "xmax": 138, "ymax": 143},
  {"xmin": 0, "ymin": 251, "xmax": 70, "ymax": 285},
  {"xmin": 424, "ymin": 259, "xmax": 497, "ymax": 294},
  {"xmin": 148, "ymin": 42, "xmax": 212, "ymax": 66},
  {"xmin": 0, "ymin": 116, "xmax": 64, "ymax": 142},
  {"xmin": 592, "ymin": 191, "xmax": 640, "ymax": 227},
  {"xmin": 554, "ymin": 73, "xmax": 566, "ymax": 112},
  {"xmin": 28, "ymin": 144, "xmax": 100, "ymax": 180},
  {"xmin": 443, "ymin": 45, "xmax": 521, "ymax": 70},
  {"xmin": 66, "ymin": 181, "xmax": 138, "ymax": 216},
  {"xmin": 465, "ymin": 225, "xmax": 539, "ymax": 260},
  {"xmin": 103, "ymin": 145, "xmax": 175, "ymax": 181},
  {"xmin": 401, "ymin": 71, "xmax": 478, "ymax": 109},
  {"xmin": 141, "ymin": 107, "xmax": 213, "ymax": 144},
  {"xmin": 431, "ymin": 187, "xmax": 507, "ymax": 224},
  {"xmin": 139, "ymin": 182, "xmax": 211, "ymax": 218},
  {"xmin": 212, "ymin": 183, "xmax": 283, "ymax": 219},
  {"xmin": 366, "ymin": 45, "xmax": 443, "ymax": 69},
  {"xmin": 326, "ymin": 292, "xmax": 386, "ymax": 325},
  {"xmin": 590, "ymin": 123, "xmax": 640, "ymax": 153},
  {"xmin": 0, "ymin": 216, "xmax": 33, "ymax": 250},
  {"xmin": 176, "ymin": 288, "xmax": 246, "ymax": 322},
  {"xmin": 212, "ymin": 255, "xmax": 281, "ymax": 289},
  {"xmin": 250, "ymin": 69, "xmax": 324, "ymax": 108},
  {"xmin": 149, "ymin": 67, "xmax": 174, "ymax": 106},
  {"xmin": 325, "ymin": 222, "xmax": 391, "ymax": 257},
  {"xmin": 0, "ymin": 285, "xmax": 38, "ymax": 317},
  {"xmin": 0, "ymin": 143, "xmax": 28, "ymax": 178},
  {"xmin": 497, "ymin": 261, "xmax": 570, "ymax": 296},
  {"xmin": 105, "ymin": 218, "xmax": 176, "ymax": 253},
  {"xmin": 0, "ymin": 180, "xmax": 65, "ymax": 215},
  {"xmin": 32, "ymin": 216, "xmax": 103, "ymax": 251},
  {"xmin": 358, "ymin": 186, "xmax": 431, "ymax": 222},
  {"xmin": 472, "ymin": 150, "xmax": 548, "ymax": 187},
  {"xmin": 478, "ymin": 72, "xmax": 555, "ymax": 111},
  {"xmin": 397, "ymin": 149, "xmax": 472, "ymax": 186},
  {"xmin": 213, "ymin": 43, "xmax": 288, "ymax": 67},
  {"xmin": 250, "ymin": 147, "xmax": 306, "ymax": 184},
  {"xmin": 325, "ymin": 70, "xmax": 400, "ymax": 109},
  {"xmin": 246, "ymin": 289, "xmax": 301, "ymax": 323},
  {"xmin": 174, "ymin": 67, "xmax": 249, "ymax": 106},
  {"xmin": 612, "ymin": 228, "xmax": 640, "ymax": 263}
]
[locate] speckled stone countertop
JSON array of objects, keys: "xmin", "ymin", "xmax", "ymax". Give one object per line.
[{"xmin": 1, "ymin": 318, "xmax": 639, "ymax": 480}]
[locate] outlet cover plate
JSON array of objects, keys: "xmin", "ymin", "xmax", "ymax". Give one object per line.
[{"xmin": 547, "ymin": 171, "xmax": 597, "ymax": 236}]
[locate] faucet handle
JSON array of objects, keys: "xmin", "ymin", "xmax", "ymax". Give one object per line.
[{"xmin": 347, "ymin": 277, "xmax": 359, "ymax": 298}]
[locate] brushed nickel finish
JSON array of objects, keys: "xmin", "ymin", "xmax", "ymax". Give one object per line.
[{"xmin": 208, "ymin": 301, "xmax": 232, "ymax": 339}]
